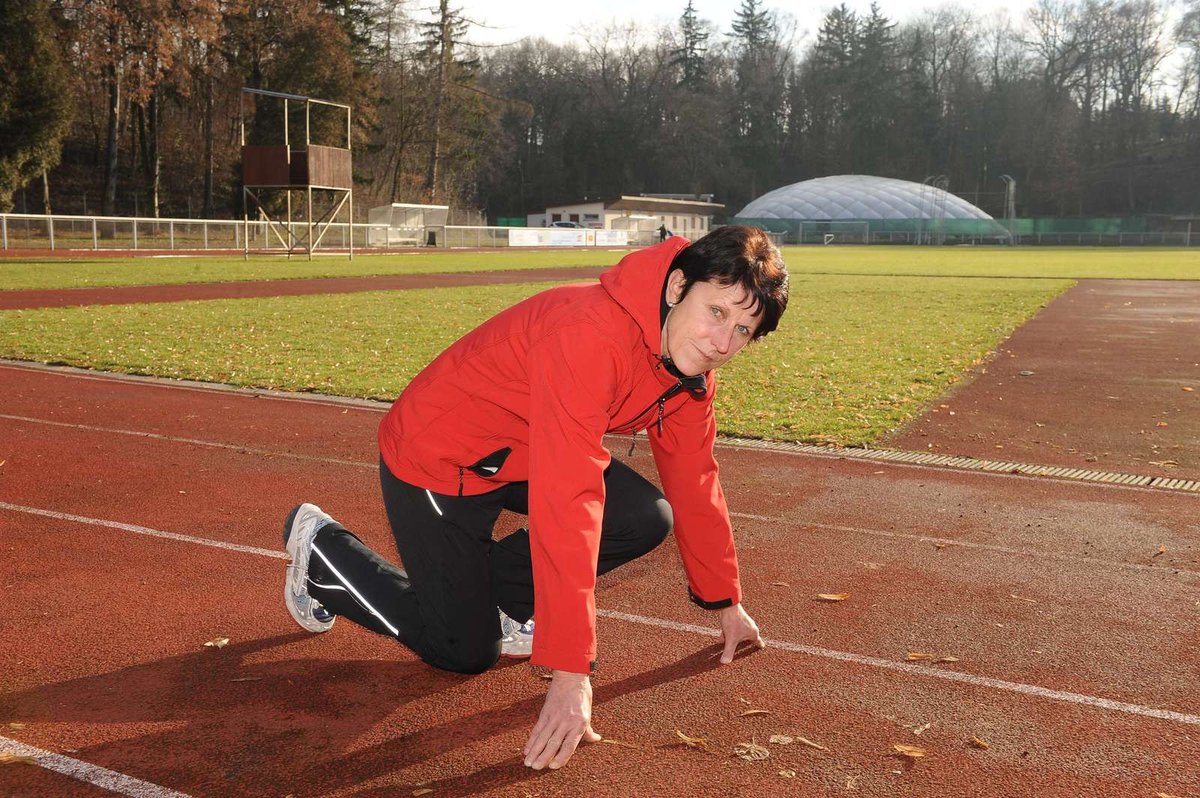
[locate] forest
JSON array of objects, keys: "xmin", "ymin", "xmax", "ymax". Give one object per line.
[{"xmin": 3, "ymin": 0, "xmax": 1199, "ymax": 222}]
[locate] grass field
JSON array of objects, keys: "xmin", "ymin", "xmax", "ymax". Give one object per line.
[
  {"xmin": 0, "ymin": 250, "xmax": 623, "ymax": 292},
  {"xmin": 0, "ymin": 274, "xmax": 1070, "ymax": 444},
  {"xmin": 0, "ymin": 245, "xmax": 1196, "ymax": 292}
]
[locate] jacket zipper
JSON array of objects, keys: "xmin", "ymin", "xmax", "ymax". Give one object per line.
[{"xmin": 618, "ymin": 379, "xmax": 685, "ymax": 435}]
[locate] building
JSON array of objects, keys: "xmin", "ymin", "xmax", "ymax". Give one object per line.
[
  {"xmin": 733, "ymin": 175, "xmax": 1009, "ymax": 244},
  {"xmin": 528, "ymin": 195, "xmax": 724, "ymax": 235}
]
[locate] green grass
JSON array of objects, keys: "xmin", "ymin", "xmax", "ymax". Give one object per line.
[
  {"xmin": 0, "ymin": 274, "xmax": 1071, "ymax": 445},
  {"xmin": 779, "ymin": 245, "xmax": 1200, "ymax": 280},
  {"xmin": 0, "ymin": 250, "xmax": 623, "ymax": 292},
  {"xmin": 1, "ymin": 245, "xmax": 1195, "ymax": 293}
]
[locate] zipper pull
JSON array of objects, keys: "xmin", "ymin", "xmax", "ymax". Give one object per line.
[{"xmin": 657, "ymin": 399, "xmax": 665, "ymax": 434}]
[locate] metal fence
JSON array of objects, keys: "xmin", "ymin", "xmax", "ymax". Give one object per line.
[
  {"xmin": 0, "ymin": 213, "xmax": 393, "ymax": 252},
  {"xmin": 0, "ymin": 213, "xmax": 661, "ymax": 252}
]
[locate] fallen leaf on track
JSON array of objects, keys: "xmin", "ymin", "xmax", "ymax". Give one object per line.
[
  {"xmin": 1010, "ymin": 594, "xmax": 1038, "ymax": 603},
  {"xmin": 733, "ymin": 741, "xmax": 770, "ymax": 762},
  {"xmin": 779, "ymin": 769, "xmax": 797, "ymax": 778},
  {"xmin": 740, "ymin": 709, "xmax": 770, "ymax": 717},
  {"xmin": 230, "ymin": 677, "xmax": 262, "ymax": 682},
  {"xmin": 770, "ymin": 581, "xmax": 790, "ymax": 587},
  {"xmin": 970, "ymin": 737, "xmax": 990, "ymax": 750},
  {"xmin": 412, "ymin": 790, "xmax": 433, "ymax": 796},
  {"xmin": 769, "ymin": 735, "xmax": 794, "ymax": 745},
  {"xmin": 1154, "ymin": 545, "xmax": 1167, "ymax": 557},
  {"xmin": 1184, "ymin": 387, "xmax": 1195, "ymax": 392},
  {"xmin": 1157, "ymin": 792, "xmax": 1185, "ymax": 798},
  {"xmin": 911, "ymin": 723, "xmax": 932, "ymax": 735},
  {"xmin": 934, "ymin": 656, "xmax": 960, "ymax": 663},
  {"xmin": 599, "ymin": 739, "xmax": 641, "ymax": 750},
  {"xmin": 204, "ymin": 637, "xmax": 230, "ymax": 649},
  {"xmin": 815, "ymin": 593, "xmax": 849, "ymax": 602},
  {"xmin": 933, "ymin": 542, "xmax": 948, "ymax": 550},
  {"xmin": 7, "ymin": 723, "xmax": 26, "ymax": 730},
  {"xmin": 676, "ymin": 730, "xmax": 709, "ymax": 751},
  {"xmin": 892, "ymin": 744, "xmax": 926, "ymax": 759},
  {"xmin": 797, "ymin": 736, "xmax": 830, "ymax": 752},
  {"xmin": 906, "ymin": 652, "xmax": 934, "ymax": 661},
  {"xmin": 0, "ymin": 753, "xmax": 36, "ymax": 765},
  {"xmin": 1157, "ymin": 421, "xmax": 1169, "ymax": 427}
]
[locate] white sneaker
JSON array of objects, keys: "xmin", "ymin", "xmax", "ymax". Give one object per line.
[
  {"xmin": 499, "ymin": 610, "xmax": 534, "ymax": 658},
  {"xmin": 282, "ymin": 503, "xmax": 336, "ymax": 633}
]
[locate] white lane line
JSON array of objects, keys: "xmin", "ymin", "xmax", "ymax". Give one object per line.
[
  {"xmin": 5, "ymin": 502, "xmax": 1198, "ymax": 730},
  {"xmin": 0, "ymin": 735, "xmax": 193, "ymax": 798},
  {"xmin": 595, "ymin": 610, "xmax": 1200, "ymax": 727},
  {"xmin": 729, "ymin": 513, "xmax": 1200, "ymax": 578},
  {"xmin": 0, "ymin": 410, "xmax": 1184, "ymax": 579},
  {"xmin": 0, "ymin": 361, "xmax": 388, "ymax": 412},
  {"xmin": 0, "ymin": 414, "xmax": 373, "ymax": 470},
  {"xmin": 0, "ymin": 502, "xmax": 287, "ymax": 560}
]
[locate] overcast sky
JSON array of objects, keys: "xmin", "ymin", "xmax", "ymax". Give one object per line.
[{"xmin": 454, "ymin": 0, "xmax": 1039, "ymax": 47}]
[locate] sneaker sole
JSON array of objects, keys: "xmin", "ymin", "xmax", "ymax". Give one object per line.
[{"xmin": 283, "ymin": 503, "xmax": 335, "ymax": 633}]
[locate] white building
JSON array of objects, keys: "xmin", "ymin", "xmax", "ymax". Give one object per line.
[{"xmin": 528, "ymin": 195, "xmax": 724, "ymax": 235}]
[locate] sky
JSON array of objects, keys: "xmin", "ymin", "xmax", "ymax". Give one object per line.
[{"xmin": 454, "ymin": 0, "xmax": 1040, "ymax": 47}]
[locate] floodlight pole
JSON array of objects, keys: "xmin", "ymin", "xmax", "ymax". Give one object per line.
[{"xmin": 1000, "ymin": 175, "xmax": 1017, "ymax": 246}]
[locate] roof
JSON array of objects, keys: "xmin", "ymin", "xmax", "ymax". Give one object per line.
[
  {"xmin": 605, "ymin": 196, "xmax": 724, "ymax": 214},
  {"xmin": 737, "ymin": 175, "xmax": 995, "ymax": 221}
]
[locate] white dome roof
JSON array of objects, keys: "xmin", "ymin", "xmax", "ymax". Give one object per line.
[{"xmin": 737, "ymin": 175, "xmax": 995, "ymax": 221}]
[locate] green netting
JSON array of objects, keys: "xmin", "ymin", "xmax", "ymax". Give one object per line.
[{"xmin": 730, "ymin": 216, "xmax": 1154, "ymax": 243}]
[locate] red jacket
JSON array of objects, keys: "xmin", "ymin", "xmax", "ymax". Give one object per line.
[{"xmin": 378, "ymin": 237, "xmax": 742, "ymax": 673}]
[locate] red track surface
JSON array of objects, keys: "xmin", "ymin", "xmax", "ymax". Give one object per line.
[
  {"xmin": 2, "ymin": 361, "xmax": 1198, "ymax": 797},
  {"xmin": 889, "ymin": 279, "xmax": 1200, "ymax": 482},
  {"xmin": 0, "ymin": 266, "xmax": 607, "ymax": 310}
]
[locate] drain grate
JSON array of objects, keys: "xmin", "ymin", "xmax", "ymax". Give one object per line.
[{"xmin": 712, "ymin": 437, "xmax": 1199, "ymax": 494}]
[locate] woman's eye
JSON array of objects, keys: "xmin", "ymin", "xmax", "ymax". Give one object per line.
[
  {"xmin": 710, "ymin": 306, "xmax": 722, "ymax": 318},
  {"xmin": 736, "ymin": 325, "xmax": 751, "ymax": 336}
]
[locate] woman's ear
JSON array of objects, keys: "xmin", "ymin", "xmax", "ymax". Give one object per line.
[{"xmin": 666, "ymin": 269, "xmax": 687, "ymax": 306}]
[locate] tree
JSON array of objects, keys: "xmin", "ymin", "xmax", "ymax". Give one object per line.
[
  {"xmin": 0, "ymin": 0, "xmax": 73, "ymax": 212},
  {"xmin": 671, "ymin": 1, "xmax": 710, "ymax": 89}
]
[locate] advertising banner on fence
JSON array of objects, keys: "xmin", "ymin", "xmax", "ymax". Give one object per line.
[{"xmin": 507, "ymin": 228, "xmax": 628, "ymax": 247}]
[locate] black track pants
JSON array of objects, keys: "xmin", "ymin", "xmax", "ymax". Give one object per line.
[{"xmin": 305, "ymin": 457, "xmax": 672, "ymax": 674}]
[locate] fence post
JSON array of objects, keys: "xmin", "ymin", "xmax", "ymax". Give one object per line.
[
  {"xmin": 92, "ymin": 218, "xmax": 98, "ymax": 249},
  {"xmin": 1, "ymin": 215, "xmax": 6, "ymax": 250},
  {"xmin": 203, "ymin": 222, "xmax": 208, "ymax": 249},
  {"xmin": 169, "ymin": 221, "xmax": 175, "ymax": 250},
  {"xmin": 48, "ymin": 215, "xmax": 55, "ymax": 250},
  {"xmin": 133, "ymin": 218, "xmax": 138, "ymax": 250}
]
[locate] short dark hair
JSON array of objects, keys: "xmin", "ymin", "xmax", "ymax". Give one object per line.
[{"xmin": 670, "ymin": 225, "xmax": 789, "ymax": 339}]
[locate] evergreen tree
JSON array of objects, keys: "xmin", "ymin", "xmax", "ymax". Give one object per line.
[
  {"xmin": 0, "ymin": 0, "xmax": 73, "ymax": 212},
  {"xmin": 671, "ymin": 1, "xmax": 710, "ymax": 89},
  {"xmin": 730, "ymin": 0, "xmax": 774, "ymax": 51}
]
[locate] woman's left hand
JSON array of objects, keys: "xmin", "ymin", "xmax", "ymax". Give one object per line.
[{"xmin": 717, "ymin": 603, "xmax": 766, "ymax": 664}]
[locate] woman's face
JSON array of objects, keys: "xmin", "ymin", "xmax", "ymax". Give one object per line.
[{"xmin": 661, "ymin": 272, "xmax": 761, "ymax": 377}]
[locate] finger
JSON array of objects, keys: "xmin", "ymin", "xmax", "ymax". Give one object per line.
[
  {"xmin": 720, "ymin": 633, "xmax": 740, "ymax": 664},
  {"xmin": 523, "ymin": 717, "xmax": 549, "ymax": 760},
  {"xmin": 530, "ymin": 728, "xmax": 568, "ymax": 770},
  {"xmin": 523, "ymin": 721, "xmax": 555, "ymax": 767},
  {"xmin": 548, "ymin": 728, "xmax": 585, "ymax": 769},
  {"xmin": 583, "ymin": 725, "xmax": 602, "ymax": 743}
]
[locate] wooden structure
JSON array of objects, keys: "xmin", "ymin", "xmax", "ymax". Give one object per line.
[{"xmin": 240, "ymin": 89, "xmax": 353, "ymax": 259}]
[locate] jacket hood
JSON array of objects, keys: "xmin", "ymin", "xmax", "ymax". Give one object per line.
[{"xmin": 599, "ymin": 236, "xmax": 691, "ymax": 359}]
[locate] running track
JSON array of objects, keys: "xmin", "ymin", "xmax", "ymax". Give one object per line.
[{"xmin": 1, "ymin": 360, "xmax": 1197, "ymax": 797}]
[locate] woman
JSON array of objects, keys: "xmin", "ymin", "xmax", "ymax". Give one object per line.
[{"xmin": 282, "ymin": 224, "xmax": 789, "ymax": 770}]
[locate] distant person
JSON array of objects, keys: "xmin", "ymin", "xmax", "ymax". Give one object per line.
[
  {"xmin": 280, "ymin": 225, "xmax": 789, "ymax": 771},
  {"xmin": 658, "ymin": 224, "xmax": 669, "ymax": 242}
]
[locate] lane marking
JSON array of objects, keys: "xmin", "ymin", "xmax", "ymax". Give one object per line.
[
  {"xmin": 731, "ymin": 513, "xmax": 1200, "ymax": 578},
  {"xmin": 0, "ymin": 361, "xmax": 388, "ymax": 412},
  {"xmin": 4, "ymin": 503, "xmax": 1198, "ymax": 729},
  {"xmin": 595, "ymin": 610, "xmax": 1200, "ymax": 727},
  {"xmin": 0, "ymin": 735, "xmax": 192, "ymax": 798},
  {"xmin": 0, "ymin": 414, "xmax": 374, "ymax": 471},
  {"xmin": 5, "ymin": 360, "xmax": 1197, "ymax": 495},
  {"xmin": 0, "ymin": 503, "xmax": 287, "ymax": 560}
]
